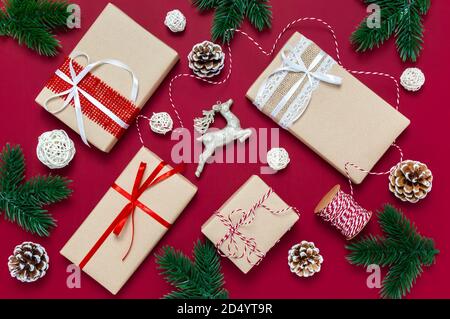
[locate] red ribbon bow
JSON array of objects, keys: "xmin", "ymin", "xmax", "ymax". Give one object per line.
[{"xmin": 79, "ymin": 161, "xmax": 184, "ymax": 269}]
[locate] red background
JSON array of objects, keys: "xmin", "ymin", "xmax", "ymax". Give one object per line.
[{"xmin": 0, "ymin": 0, "xmax": 448, "ymax": 299}]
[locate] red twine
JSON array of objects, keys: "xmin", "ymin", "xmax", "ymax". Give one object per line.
[
  {"xmin": 215, "ymin": 188, "xmax": 297, "ymax": 266},
  {"xmin": 316, "ymin": 189, "xmax": 372, "ymax": 240}
]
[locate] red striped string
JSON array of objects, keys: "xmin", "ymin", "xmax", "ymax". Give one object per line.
[
  {"xmin": 215, "ymin": 188, "xmax": 298, "ymax": 266},
  {"xmin": 316, "ymin": 189, "xmax": 372, "ymax": 240}
]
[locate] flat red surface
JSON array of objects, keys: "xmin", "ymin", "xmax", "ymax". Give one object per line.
[{"xmin": 0, "ymin": 0, "xmax": 448, "ymax": 299}]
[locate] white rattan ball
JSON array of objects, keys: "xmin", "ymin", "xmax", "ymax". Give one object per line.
[
  {"xmin": 37, "ymin": 130, "xmax": 75, "ymax": 169},
  {"xmin": 164, "ymin": 9, "xmax": 186, "ymax": 33},
  {"xmin": 267, "ymin": 148, "xmax": 290, "ymax": 171},
  {"xmin": 400, "ymin": 68, "xmax": 425, "ymax": 92},
  {"xmin": 150, "ymin": 112, "xmax": 174, "ymax": 135}
]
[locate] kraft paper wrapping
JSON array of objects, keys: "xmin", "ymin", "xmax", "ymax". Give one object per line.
[
  {"xmin": 35, "ymin": 3, "xmax": 179, "ymax": 153},
  {"xmin": 246, "ymin": 32, "xmax": 410, "ymax": 184},
  {"xmin": 201, "ymin": 175, "xmax": 299, "ymax": 274},
  {"xmin": 60, "ymin": 147, "xmax": 197, "ymax": 295}
]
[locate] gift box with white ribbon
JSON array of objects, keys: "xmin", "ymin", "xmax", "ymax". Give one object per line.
[{"xmin": 36, "ymin": 3, "xmax": 178, "ymax": 152}]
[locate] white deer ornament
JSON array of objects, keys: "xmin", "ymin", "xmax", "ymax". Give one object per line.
[{"xmin": 194, "ymin": 99, "xmax": 252, "ymax": 178}]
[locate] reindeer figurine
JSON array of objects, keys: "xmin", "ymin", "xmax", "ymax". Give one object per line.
[{"xmin": 194, "ymin": 99, "xmax": 252, "ymax": 178}]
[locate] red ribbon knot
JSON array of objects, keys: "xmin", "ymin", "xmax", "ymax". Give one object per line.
[{"xmin": 79, "ymin": 161, "xmax": 184, "ymax": 269}]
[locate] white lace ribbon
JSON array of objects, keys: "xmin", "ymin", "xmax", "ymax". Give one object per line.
[
  {"xmin": 256, "ymin": 47, "xmax": 342, "ymax": 127},
  {"xmin": 44, "ymin": 52, "xmax": 139, "ymax": 146}
]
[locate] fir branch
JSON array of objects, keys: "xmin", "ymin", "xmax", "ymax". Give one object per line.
[
  {"xmin": 192, "ymin": 0, "xmax": 220, "ymax": 11},
  {"xmin": 6, "ymin": 19, "xmax": 61, "ymax": 56},
  {"xmin": 245, "ymin": 0, "xmax": 272, "ymax": 31},
  {"xmin": 395, "ymin": 4, "xmax": 423, "ymax": 62},
  {"xmin": 346, "ymin": 205, "xmax": 439, "ymax": 299},
  {"xmin": 19, "ymin": 175, "xmax": 72, "ymax": 206},
  {"xmin": 0, "ymin": 144, "xmax": 25, "ymax": 192},
  {"xmin": 156, "ymin": 246, "xmax": 202, "ymax": 296},
  {"xmin": 351, "ymin": 0, "xmax": 432, "ymax": 62},
  {"xmin": 212, "ymin": 0, "xmax": 246, "ymax": 43},
  {"xmin": 0, "ymin": 0, "xmax": 73, "ymax": 56},
  {"xmin": 194, "ymin": 240, "xmax": 229, "ymax": 298},
  {"xmin": 156, "ymin": 240, "xmax": 229, "ymax": 299},
  {"xmin": 193, "ymin": 0, "xmax": 273, "ymax": 43},
  {"xmin": 381, "ymin": 256, "xmax": 422, "ymax": 299},
  {"xmin": 0, "ymin": 191, "xmax": 56, "ymax": 237},
  {"xmin": 378, "ymin": 204, "xmax": 420, "ymax": 243},
  {"xmin": 0, "ymin": 143, "xmax": 72, "ymax": 236},
  {"xmin": 346, "ymin": 235, "xmax": 402, "ymax": 267}
]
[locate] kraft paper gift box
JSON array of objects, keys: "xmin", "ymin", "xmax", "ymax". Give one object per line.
[
  {"xmin": 35, "ymin": 3, "xmax": 178, "ymax": 153},
  {"xmin": 60, "ymin": 147, "xmax": 197, "ymax": 295},
  {"xmin": 246, "ymin": 32, "xmax": 410, "ymax": 184},
  {"xmin": 201, "ymin": 175, "xmax": 299, "ymax": 274}
]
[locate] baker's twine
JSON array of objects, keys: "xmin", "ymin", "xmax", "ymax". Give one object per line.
[
  {"xmin": 215, "ymin": 188, "xmax": 298, "ymax": 266},
  {"xmin": 316, "ymin": 189, "xmax": 372, "ymax": 240}
]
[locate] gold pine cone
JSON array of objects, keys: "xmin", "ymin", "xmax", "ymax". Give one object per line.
[
  {"xmin": 389, "ymin": 160, "xmax": 433, "ymax": 203},
  {"xmin": 188, "ymin": 41, "xmax": 225, "ymax": 78},
  {"xmin": 288, "ymin": 241, "xmax": 323, "ymax": 278}
]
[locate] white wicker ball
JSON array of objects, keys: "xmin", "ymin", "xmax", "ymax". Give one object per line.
[
  {"xmin": 400, "ymin": 67, "xmax": 425, "ymax": 92},
  {"xmin": 37, "ymin": 130, "xmax": 75, "ymax": 169},
  {"xmin": 150, "ymin": 112, "xmax": 174, "ymax": 135},
  {"xmin": 164, "ymin": 9, "xmax": 186, "ymax": 33},
  {"xmin": 267, "ymin": 148, "xmax": 290, "ymax": 171}
]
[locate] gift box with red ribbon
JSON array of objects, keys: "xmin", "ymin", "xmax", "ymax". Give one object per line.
[
  {"xmin": 35, "ymin": 3, "xmax": 179, "ymax": 152},
  {"xmin": 60, "ymin": 147, "xmax": 197, "ymax": 294},
  {"xmin": 202, "ymin": 175, "xmax": 300, "ymax": 274}
]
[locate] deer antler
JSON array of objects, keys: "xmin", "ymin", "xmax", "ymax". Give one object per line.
[{"xmin": 194, "ymin": 109, "xmax": 217, "ymax": 134}]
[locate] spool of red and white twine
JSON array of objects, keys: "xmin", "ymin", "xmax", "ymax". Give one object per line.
[{"xmin": 314, "ymin": 185, "xmax": 372, "ymax": 240}]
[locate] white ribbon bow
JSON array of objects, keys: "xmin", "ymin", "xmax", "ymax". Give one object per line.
[
  {"xmin": 259, "ymin": 49, "xmax": 342, "ymax": 126},
  {"xmin": 44, "ymin": 52, "xmax": 139, "ymax": 146}
]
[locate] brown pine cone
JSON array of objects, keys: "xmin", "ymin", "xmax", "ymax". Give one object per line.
[
  {"xmin": 8, "ymin": 242, "xmax": 49, "ymax": 283},
  {"xmin": 288, "ymin": 241, "xmax": 323, "ymax": 278},
  {"xmin": 188, "ymin": 41, "xmax": 225, "ymax": 78},
  {"xmin": 389, "ymin": 160, "xmax": 433, "ymax": 203}
]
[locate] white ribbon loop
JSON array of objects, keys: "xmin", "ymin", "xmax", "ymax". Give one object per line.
[
  {"xmin": 269, "ymin": 50, "xmax": 342, "ymax": 120},
  {"xmin": 254, "ymin": 46, "xmax": 342, "ymax": 128},
  {"xmin": 44, "ymin": 52, "xmax": 139, "ymax": 146}
]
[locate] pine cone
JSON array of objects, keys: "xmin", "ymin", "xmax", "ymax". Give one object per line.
[
  {"xmin": 188, "ymin": 41, "xmax": 225, "ymax": 78},
  {"xmin": 8, "ymin": 242, "xmax": 49, "ymax": 283},
  {"xmin": 288, "ymin": 241, "xmax": 323, "ymax": 278},
  {"xmin": 389, "ymin": 160, "xmax": 433, "ymax": 203}
]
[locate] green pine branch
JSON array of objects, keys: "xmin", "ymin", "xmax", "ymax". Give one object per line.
[
  {"xmin": 193, "ymin": 0, "xmax": 272, "ymax": 43},
  {"xmin": 245, "ymin": 0, "xmax": 272, "ymax": 31},
  {"xmin": 192, "ymin": 0, "xmax": 221, "ymax": 11},
  {"xmin": 346, "ymin": 205, "xmax": 439, "ymax": 299},
  {"xmin": 0, "ymin": 0, "xmax": 73, "ymax": 56},
  {"xmin": 0, "ymin": 144, "xmax": 72, "ymax": 237},
  {"xmin": 351, "ymin": 0, "xmax": 432, "ymax": 62},
  {"xmin": 156, "ymin": 240, "xmax": 229, "ymax": 299},
  {"xmin": 212, "ymin": 0, "xmax": 246, "ymax": 43}
]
